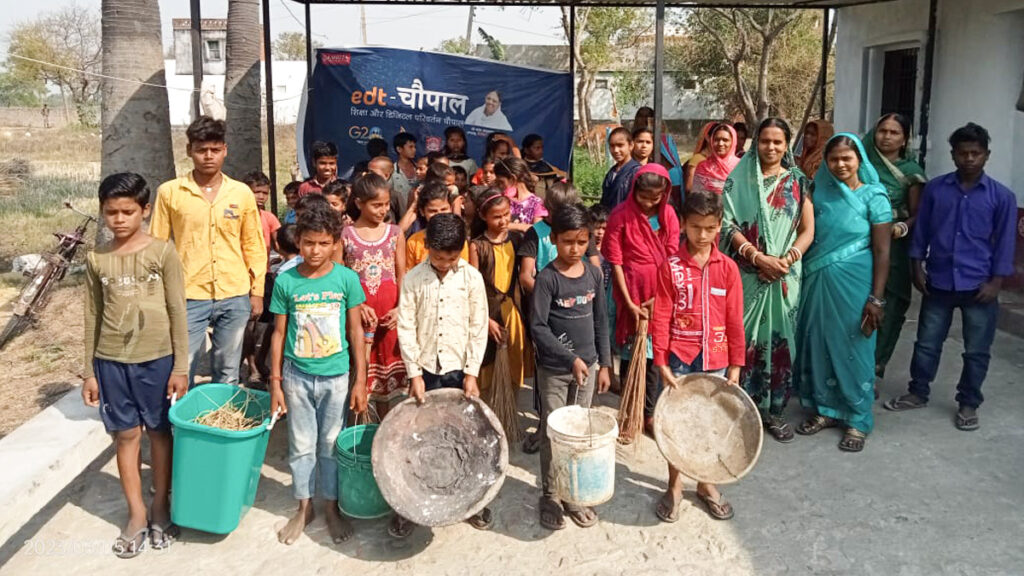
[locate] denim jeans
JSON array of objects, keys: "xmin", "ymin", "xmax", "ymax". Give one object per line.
[
  {"xmin": 282, "ymin": 360, "xmax": 349, "ymax": 501},
  {"xmin": 537, "ymin": 363, "xmax": 598, "ymax": 498},
  {"xmin": 668, "ymin": 352, "xmax": 726, "ymax": 378},
  {"xmin": 908, "ymin": 288, "xmax": 998, "ymax": 408},
  {"xmin": 186, "ymin": 295, "xmax": 251, "ymax": 386},
  {"xmin": 423, "ymin": 370, "xmax": 464, "ymax": 391}
]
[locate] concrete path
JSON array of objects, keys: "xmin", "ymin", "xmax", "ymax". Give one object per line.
[{"xmin": 1, "ymin": 301, "xmax": 1022, "ymax": 575}]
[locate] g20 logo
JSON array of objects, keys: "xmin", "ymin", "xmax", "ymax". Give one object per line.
[{"xmin": 348, "ymin": 126, "xmax": 372, "ymax": 139}]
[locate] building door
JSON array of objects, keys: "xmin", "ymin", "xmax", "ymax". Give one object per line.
[{"xmin": 880, "ymin": 48, "xmax": 919, "ymax": 122}]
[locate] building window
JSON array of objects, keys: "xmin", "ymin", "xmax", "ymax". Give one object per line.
[
  {"xmin": 880, "ymin": 48, "xmax": 918, "ymax": 123},
  {"xmin": 205, "ymin": 40, "xmax": 223, "ymax": 62},
  {"xmin": 595, "ymin": 78, "xmax": 609, "ymax": 90},
  {"xmin": 682, "ymin": 78, "xmax": 697, "ymax": 90}
]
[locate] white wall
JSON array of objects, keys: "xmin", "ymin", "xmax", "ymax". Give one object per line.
[
  {"xmin": 835, "ymin": 0, "xmax": 1024, "ymax": 201},
  {"xmin": 163, "ymin": 59, "xmax": 307, "ymax": 126}
]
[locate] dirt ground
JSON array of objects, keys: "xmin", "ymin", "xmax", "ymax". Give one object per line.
[{"xmin": 0, "ymin": 285, "xmax": 84, "ymax": 438}]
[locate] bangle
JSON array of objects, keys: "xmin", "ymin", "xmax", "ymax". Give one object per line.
[
  {"xmin": 269, "ymin": 376, "xmax": 283, "ymax": 382},
  {"xmin": 752, "ymin": 253, "xmax": 761, "ymax": 267},
  {"xmin": 894, "ymin": 222, "xmax": 908, "ymax": 238},
  {"xmin": 737, "ymin": 241, "xmax": 752, "ymax": 257},
  {"xmin": 867, "ymin": 295, "xmax": 886, "ymax": 308},
  {"xmin": 788, "ymin": 246, "xmax": 802, "ymax": 262}
]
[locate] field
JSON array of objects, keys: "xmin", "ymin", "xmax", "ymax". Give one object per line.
[{"xmin": 0, "ymin": 124, "xmax": 298, "ymax": 437}]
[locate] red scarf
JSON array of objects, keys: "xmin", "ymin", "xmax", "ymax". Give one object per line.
[{"xmin": 693, "ymin": 124, "xmax": 740, "ymax": 194}]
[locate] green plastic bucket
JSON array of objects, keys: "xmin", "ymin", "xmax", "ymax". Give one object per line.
[
  {"xmin": 169, "ymin": 384, "xmax": 272, "ymax": 534},
  {"xmin": 335, "ymin": 424, "xmax": 390, "ymax": 519}
]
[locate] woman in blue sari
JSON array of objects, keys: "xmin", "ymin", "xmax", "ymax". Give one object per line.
[{"xmin": 794, "ymin": 133, "xmax": 892, "ymax": 452}]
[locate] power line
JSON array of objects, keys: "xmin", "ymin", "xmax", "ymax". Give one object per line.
[{"xmin": 474, "ymin": 19, "xmax": 566, "ymax": 41}]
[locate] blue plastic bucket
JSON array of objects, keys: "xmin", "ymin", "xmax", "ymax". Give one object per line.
[
  {"xmin": 547, "ymin": 406, "xmax": 618, "ymax": 507},
  {"xmin": 168, "ymin": 384, "xmax": 272, "ymax": 534}
]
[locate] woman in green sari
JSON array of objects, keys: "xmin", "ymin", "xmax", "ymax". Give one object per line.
[
  {"xmin": 722, "ymin": 118, "xmax": 815, "ymax": 443},
  {"xmin": 864, "ymin": 114, "xmax": 927, "ymax": 379},
  {"xmin": 795, "ymin": 133, "xmax": 892, "ymax": 452}
]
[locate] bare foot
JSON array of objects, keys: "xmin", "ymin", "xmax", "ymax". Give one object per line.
[
  {"xmin": 325, "ymin": 502, "xmax": 354, "ymax": 543},
  {"xmin": 278, "ymin": 503, "xmax": 315, "ymax": 545}
]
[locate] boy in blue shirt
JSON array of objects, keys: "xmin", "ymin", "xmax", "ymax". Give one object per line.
[
  {"xmin": 884, "ymin": 123, "xmax": 1016, "ymax": 431},
  {"xmin": 269, "ymin": 205, "xmax": 368, "ymax": 545}
]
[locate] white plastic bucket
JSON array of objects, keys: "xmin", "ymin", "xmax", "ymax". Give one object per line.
[{"xmin": 547, "ymin": 405, "xmax": 619, "ymax": 507}]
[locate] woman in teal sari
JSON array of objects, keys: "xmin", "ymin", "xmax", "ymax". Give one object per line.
[
  {"xmin": 722, "ymin": 118, "xmax": 815, "ymax": 443},
  {"xmin": 795, "ymin": 133, "xmax": 892, "ymax": 452},
  {"xmin": 863, "ymin": 114, "xmax": 927, "ymax": 379}
]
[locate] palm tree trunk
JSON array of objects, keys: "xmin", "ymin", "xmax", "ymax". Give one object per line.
[
  {"xmin": 223, "ymin": 0, "xmax": 263, "ymax": 179},
  {"xmin": 100, "ymin": 0, "xmax": 175, "ymax": 203}
]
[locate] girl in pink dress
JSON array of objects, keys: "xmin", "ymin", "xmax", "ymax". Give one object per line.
[{"xmin": 341, "ymin": 173, "xmax": 407, "ymax": 417}]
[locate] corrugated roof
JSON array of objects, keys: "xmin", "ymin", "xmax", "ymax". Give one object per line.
[{"xmin": 289, "ymin": 0, "xmax": 891, "ymax": 7}]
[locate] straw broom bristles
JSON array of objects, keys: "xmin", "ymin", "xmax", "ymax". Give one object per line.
[
  {"xmin": 618, "ymin": 317, "xmax": 649, "ymax": 443},
  {"xmin": 486, "ymin": 344, "xmax": 522, "ymax": 445}
]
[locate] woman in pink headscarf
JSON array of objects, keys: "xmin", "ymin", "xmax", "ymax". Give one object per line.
[
  {"xmin": 692, "ymin": 123, "xmax": 740, "ymax": 195},
  {"xmin": 602, "ymin": 163, "xmax": 680, "ymax": 437}
]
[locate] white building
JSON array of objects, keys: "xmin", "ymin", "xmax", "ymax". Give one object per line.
[
  {"xmin": 834, "ymin": 0, "xmax": 1024, "ymax": 199},
  {"xmin": 163, "ymin": 58, "xmax": 307, "ymax": 126}
]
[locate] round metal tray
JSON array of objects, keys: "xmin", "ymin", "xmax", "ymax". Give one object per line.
[{"xmin": 371, "ymin": 389, "xmax": 509, "ymax": 526}]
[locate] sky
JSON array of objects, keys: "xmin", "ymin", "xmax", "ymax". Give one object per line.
[{"xmin": 2, "ymin": 0, "xmax": 568, "ymax": 56}]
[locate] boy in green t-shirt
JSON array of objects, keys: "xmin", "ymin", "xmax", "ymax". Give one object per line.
[
  {"xmin": 269, "ymin": 205, "xmax": 368, "ymax": 546},
  {"xmin": 82, "ymin": 172, "xmax": 190, "ymax": 558}
]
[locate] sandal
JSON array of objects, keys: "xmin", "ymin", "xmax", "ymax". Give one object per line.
[
  {"xmin": 466, "ymin": 507, "xmax": 494, "ymax": 531},
  {"xmin": 563, "ymin": 502, "xmax": 599, "ymax": 528},
  {"xmin": 697, "ymin": 492, "xmax": 734, "ymax": 521},
  {"xmin": 795, "ymin": 415, "xmax": 837, "ymax": 436},
  {"xmin": 883, "ymin": 393, "xmax": 927, "ymax": 412},
  {"xmin": 955, "ymin": 407, "xmax": 980, "ymax": 431},
  {"xmin": 538, "ymin": 497, "xmax": 565, "ymax": 531},
  {"xmin": 149, "ymin": 522, "xmax": 179, "ymax": 550},
  {"xmin": 522, "ymin": 432, "xmax": 542, "ymax": 455},
  {"xmin": 655, "ymin": 490, "xmax": 681, "ymax": 523},
  {"xmin": 838, "ymin": 428, "xmax": 867, "ymax": 452},
  {"xmin": 112, "ymin": 527, "xmax": 148, "ymax": 559},
  {"xmin": 762, "ymin": 415, "xmax": 795, "ymax": 443},
  {"xmin": 387, "ymin": 514, "xmax": 415, "ymax": 539}
]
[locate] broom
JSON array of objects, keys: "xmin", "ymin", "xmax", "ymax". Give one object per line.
[
  {"xmin": 617, "ymin": 316, "xmax": 650, "ymax": 444},
  {"xmin": 486, "ymin": 343, "xmax": 522, "ymax": 445}
]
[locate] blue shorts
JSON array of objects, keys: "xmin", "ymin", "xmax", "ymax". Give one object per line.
[{"xmin": 93, "ymin": 355, "xmax": 174, "ymax": 433}]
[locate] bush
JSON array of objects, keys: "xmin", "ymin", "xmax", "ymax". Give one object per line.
[{"xmin": 570, "ymin": 147, "xmax": 608, "ymax": 205}]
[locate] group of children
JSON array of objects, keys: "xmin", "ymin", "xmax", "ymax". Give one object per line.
[{"xmin": 81, "ymin": 112, "xmax": 1014, "ymax": 558}]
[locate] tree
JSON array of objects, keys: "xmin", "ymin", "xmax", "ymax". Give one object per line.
[
  {"xmin": 477, "ymin": 28, "xmax": 505, "ymax": 61},
  {"xmin": 223, "ymin": 0, "xmax": 263, "ymax": 178},
  {"xmin": 438, "ymin": 37, "xmax": 470, "ymax": 55},
  {"xmin": 560, "ymin": 7, "xmax": 652, "ymax": 149},
  {"xmin": 100, "ymin": 0, "xmax": 174, "ymax": 219},
  {"xmin": 7, "ymin": 5, "xmax": 102, "ymax": 126},
  {"xmin": 273, "ymin": 31, "xmax": 322, "ymax": 61},
  {"xmin": 669, "ymin": 8, "xmax": 827, "ymax": 127},
  {"xmin": 0, "ymin": 71, "xmax": 45, "ymax": 107}
]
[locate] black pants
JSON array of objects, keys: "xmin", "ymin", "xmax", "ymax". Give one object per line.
[{"xmin": 424, "ymin": 370, "xmax": 465, "ymax": 391}]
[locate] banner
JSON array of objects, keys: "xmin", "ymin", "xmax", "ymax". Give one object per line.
[{"xmin": 298, "ymin": 47, "xmax": 573, "ymax": 178}]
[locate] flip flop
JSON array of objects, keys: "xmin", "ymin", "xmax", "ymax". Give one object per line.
[
  {"xmin": 466, "ymin": 507, "xmax": 494, "ymax": 531},
  {"xmin": 149, "ymin": 522, "xmax": 179, "ymax": 550},
  {"xmin": 839, "ymin": 428, "xmax": 867, "ymax": 452},
  {"xmin": 539, "ymin": 497, "xmax": 565, "ymax": 531},
  {"xmin": 563, "ymin": 503, "xmax": 599, "ymax": 528},
  {"xmin": 521, "ymin": 433, "xmax": 542, "ymax": 455},
  {"xmin": 795, "ymin": 415, "xmax": 838, "ymax": 436},
  {"xmin": 655, "ymin": 490, "xmax": 680, "ymax": 523},
  {"xmin": 697, "ymin": 492, "xmax": 734, "ymax": 521},
  {"xmin": 112, "ymin": 527, "xmax": 148, "ymax": 559},
  {"xmin": 883, "ymin": 394, "xmax": 928, "ymax": 412},
  {"xmin": 955, "ymin": 410, "xmax": 980, "ymax": 431},
  {"xmin": 387, "ymin": 514, "xmax": 415, "ymax": 539}
]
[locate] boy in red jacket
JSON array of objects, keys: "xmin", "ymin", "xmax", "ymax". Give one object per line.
[{"xmin": 652, "ymin": 191, "xmax": 745, "ymax": 523}]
